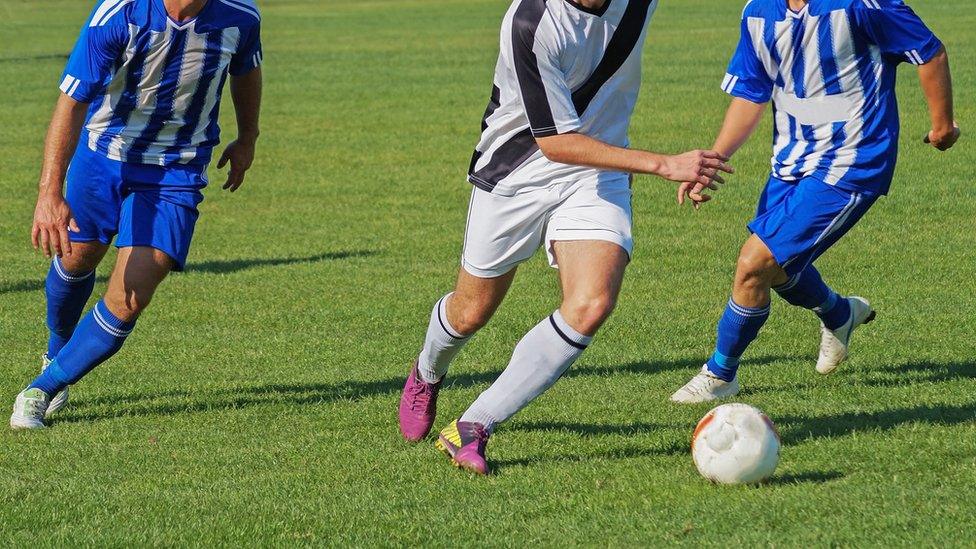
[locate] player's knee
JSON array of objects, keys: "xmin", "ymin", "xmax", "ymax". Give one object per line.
[
  {"xmin": 735, "ymin": 247, "xmax": 778, "ymax": 289},
  {"xmin": 60, "ymin": 250, "xmax": 102, "ymax": 274},
  {"xmin": 103, "ymin": 287, "xmax": 154, "ymax": 322},
  {"xmin": 452, "ymin": 306, "xmax": 491, "ymax": 336},
  {"xmin": 562, "ymin": 294, "xmax": 617, "ymax": 336}
]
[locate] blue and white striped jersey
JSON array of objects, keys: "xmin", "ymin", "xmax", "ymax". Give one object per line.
[
  {"xmin": 723, "ymin": 0, "xmax": 941, "ymax": 194},
  {"xmin": 60, "ymin": 0, "xmax": 263, "ymax": 167}
]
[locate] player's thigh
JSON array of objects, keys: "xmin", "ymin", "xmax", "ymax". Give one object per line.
[
  {"xmin": 65, "ymin": 145, "xmax": 124, "ymax": 247},
  {"xmin": 104, "ymin": 246, "xmax": 175, "ymax": 318},
  {"xmin": 748, "ymin": 178, "xmax": 876, "ymax": 276},
  {"xmin": 447, "ymin": 267, "xmax": 518, "ymax": 332},
  {"xmin": 461, "ymin": 186, "xmax": 552, "ymax": 279},
  {"xmin": 545, "ymin": 176, "xmax": 633, "ymax": 271},
  {"xmin": 553, "ymin": 240, "xmax": 629, "ymax": 306},
  {"xmin": 116, "ymin": 189, "xmax": 202, "ymax": 273}
]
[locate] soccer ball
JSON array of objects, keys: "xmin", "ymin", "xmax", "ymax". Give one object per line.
[{"xmin": 691, "ymin": 403, "xmax": 780, "ymax": 485}]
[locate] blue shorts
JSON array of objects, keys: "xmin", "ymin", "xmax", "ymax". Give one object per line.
[
  {"xmin": 66, "ymin": 144, "xmax": 206, "ymax": 271},
  {"xmin": 748, "ymin": 175, "xmax": 879, "ymax": 277}
]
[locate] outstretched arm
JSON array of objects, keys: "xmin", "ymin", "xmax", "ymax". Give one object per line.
[
  {"xmin": 32, "ymin": 93, "xmax": 88, "ymax": 258},
  {"xmin": 536, "ymin": 132, "xmax": 733, "ymax": 188},
  {"xmin": 218, "ymin": 67, "xmax": 262, "ymax": 192},
  {"xmin": 679, "ymin": 97, "xmax": 766, "ymax": 208},
  {"xmin": 918, "ymin": 47, "xmax": 959, "ymax": 151}
]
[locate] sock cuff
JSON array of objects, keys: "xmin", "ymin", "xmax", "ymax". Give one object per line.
[
  {"xmin": 549, "ymin": 310, "xmax": 593, "ymax": 350},
  {"xmin": 814, "ymin": 292, "xmax": 839, "ymax": 314},
  {"xmin": 727, "ymin": 299, "xmax": 771, "ymax": 319},
  {"xmin": 772, "ymin": 273, "xmax": 801, "ymax": 293},
  {"xmin": 92, "ymin": 301, "xmax": 136, "ymax": 338},
  {"xmin": 436, "ymin": 293, "xmax": 468, "ymax": 340},
  {"xmin": 53, "ymin": 258, "xmax": 95, "ymax": 284},
  {"xmin": 459, "ymin": 407, "xmax": 499, "ymax": 434}
]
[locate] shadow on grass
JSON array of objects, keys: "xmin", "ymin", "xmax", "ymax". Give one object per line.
[
  {"xmin": 492, "ymin": 441, "xmax": 688, "ymax": 471},
  {"xmin": 0, "ymin": 250, "xmax": 375, "ymax": 295},
  {"xmin": 56, "ymin": 355, "xmax": 780, "ymax": 424},
  {"xmin": 765, "ymin": 470, "xmax": 845, "ymax": 485},
  {"xmin": 512, "ymin": 420, "xmax": 670, "ymax": 437},
  {"xmin": 860, "ymin": 360, "xmax": 976, "ymax": 387},
  {"xmin": 779, "ymin": 400, "xmax": 976, "ymax": 445}
]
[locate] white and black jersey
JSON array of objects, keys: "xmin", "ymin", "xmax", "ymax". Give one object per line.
[{"xmin": 468, "ymin": 0, "xmax": 658, "ymax": 196}]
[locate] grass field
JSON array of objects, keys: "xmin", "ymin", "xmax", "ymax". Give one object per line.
[{"xmin": 1, "ymin": 0, "xmax": 975, "ymax": 545}]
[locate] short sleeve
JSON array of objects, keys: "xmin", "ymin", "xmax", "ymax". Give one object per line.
[
  {"xmin": 230, "ymin": 24, "xmax": 263, "ymax": 76},
  {"xmin": 721, "ymin": 17, "xmax": 775, "ymax": 103},
  {"xmin": 60, "ymin": 22, "xmax": 128, "ymax": 103},
  {"xmin": 851, "ymin": 0, "xmax": 943, "ymax": 65},
  {"xmin": 511, "ymin": 15, "xmax": 580, "ymax": 137}
]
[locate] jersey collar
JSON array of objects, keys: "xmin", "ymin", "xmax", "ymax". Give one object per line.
[{"xmin": 563, "ymin": 0, "xmax": 613, "ymax": 17}]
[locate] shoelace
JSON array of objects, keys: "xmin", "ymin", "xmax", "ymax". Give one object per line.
[
  {"xmin": 460, "ymin": 423, "xmax": 489, "ymax": 452},
  {"xmin": 24, "ymin": 398, "xmax": 46, "ymax": 416},
  {"xmin": 408, "ymin": 376, "xmax": 434, "ymax": 413},
  {"xmin": 820, "ymin": 326, "xmax": 843, "ymax": 355},
  {"xmin": 687, "ymin": 373, "xmax": 722, "ymax": 395}
]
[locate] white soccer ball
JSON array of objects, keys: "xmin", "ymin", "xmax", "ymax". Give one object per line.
[{"xmin": 691, "ymin": 403, "xmax": 780, "ymax": 485}]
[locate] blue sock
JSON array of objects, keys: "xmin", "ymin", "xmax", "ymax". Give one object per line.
[
  {"xmin": 705, "ymin": 299, "xmax": 771, "ymax": 382},
  {"xmin": 773, "ymin": 266, "xmax": 850, "ymax": 330},
  {"xmin": 29, "ymin": 300, "xmax": 135, "ymax": 395},
  {"xmin": 46, "ymin": 258, "xmax": 96, "ymax": 358}
]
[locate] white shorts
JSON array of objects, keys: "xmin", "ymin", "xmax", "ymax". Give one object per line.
[{"xmin": 461, "ymin": 175, "xmax": 633, "ymax": 278}]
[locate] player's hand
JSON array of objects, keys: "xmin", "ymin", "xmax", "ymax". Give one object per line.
[
  {"xmin": 31, "ymin": 192, "xmax": 79, "ymax": 258},
  {"xmin": 660, "ymin": 150, "xmax": 733, "ymax": 187},
  {"xmin": 217, "ymin": 139, "xmax": 256, "ymax": 192},
  {"xmin": 924, "ymin": 122, "xmax": 960, "ymax": 151},
  {"xmin": 677, "ymin": 181, "xmax": 713, "ymax": 210}
]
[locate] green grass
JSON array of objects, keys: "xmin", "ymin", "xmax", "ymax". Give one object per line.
[{"xmin": 1, "ymin": 0, "xmax": 975, "ymax": 545}]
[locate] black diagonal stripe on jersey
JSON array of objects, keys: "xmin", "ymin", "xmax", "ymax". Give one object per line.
[
  {"xmin": 468, "ymin": 128, "xmax": 537, "ymax": 192},
  {"xmin": 571, "ymin": 0, "xmax": 653, "ymax": 114},
  {"xmin": 511, "ymin": 0, "xmax": 555, "ymax": 135},
  {"xmin": 468, "ymin": 0, "xmax": 654, "ymax": 193},
  {"xmin": 480, "ymin": 85, "xmax": 501, "ymax": 133}
]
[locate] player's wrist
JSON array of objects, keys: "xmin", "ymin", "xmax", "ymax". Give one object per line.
[
  {"xmin": 236, "ymin": 130, "xmax": 260, "ymax": 146},
  {"xmin": 642, "ymin": 152, "xmax": 665, "ymax": 177},
  {"xmin": 37, "ymin": 179, "xmax": 65, "ymax": 198}
]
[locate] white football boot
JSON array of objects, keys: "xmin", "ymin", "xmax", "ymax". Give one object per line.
[
  {"xmin": 41, "ymin": 354, "xmax": 69, "ymax": 417},
  {"xmin": 671, "ymin": 365, "xmax": 741, "ymax": 404},
  {"xmin": 10, "ymin": 388, "xmax": 50, "ymax": 430},
  {"xmin": 816, "ymin": 296, "xmax": 876, "ymax": 375}
]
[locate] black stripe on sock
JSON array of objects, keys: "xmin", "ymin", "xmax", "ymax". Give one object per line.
[
  {"xmin": 549, "ymin": 315, "xmax": 588, "ymax": 350},
  {"xmin": 437, "ymin": 298, "xmax": 467, "ymax": 340}
]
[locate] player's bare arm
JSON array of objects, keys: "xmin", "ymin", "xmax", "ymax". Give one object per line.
[
  {"xmin": 535, "ymin": 132, "xmax": 733, "ymax": 186},
  {"xmin": 918, "ymin": 46, "xmax": 959, "ymax": 151},
  {"xmin": 219, "ymin": 67, "xmax": 263, "ymax": 192},
  {"xmin": 31, "ymin": 94, "xmax": 89, "ymax": 259},
  {"xmin": 679, "ymin": 97, "xmax": 766, "ymax": 208}
]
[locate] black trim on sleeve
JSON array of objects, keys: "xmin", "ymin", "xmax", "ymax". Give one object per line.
[{"xmin": 512, "ymin": 0, "xmax": 557, "ymax": 136}]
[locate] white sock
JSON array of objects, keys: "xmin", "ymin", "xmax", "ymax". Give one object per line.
[
  {"xmin": 417, "ymin": 293, "xmax": 471, "ymax": 383},
  {"xmin": 460, "ymin": 310, "xmax": 592, "ymax": 432}
]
